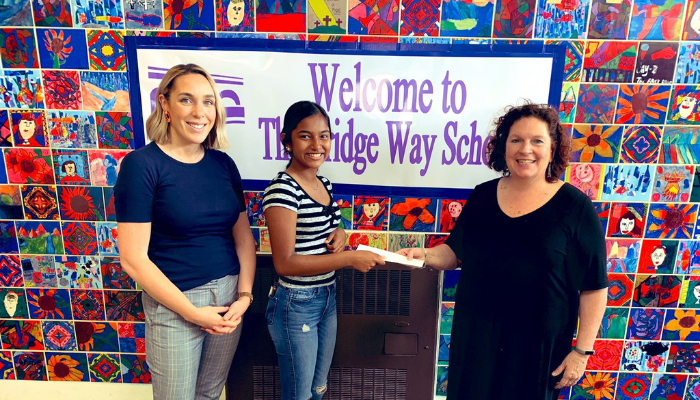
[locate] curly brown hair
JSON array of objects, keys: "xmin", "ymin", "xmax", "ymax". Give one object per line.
[{"xmin": 485, "ymin": 102, "xmax": 570, "ymax": 183}]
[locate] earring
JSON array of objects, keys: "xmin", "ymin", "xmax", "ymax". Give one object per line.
[
  {"xmin": 547, "ymin": 162, "xmax": 553, "ymax": 178},
  {"xmin": 165, "ymin": 111, "xmax": 171, "ymax": 123},
  {"xmin": 285, "ymin": 146, "xmax": 291, "ymax": 152}
]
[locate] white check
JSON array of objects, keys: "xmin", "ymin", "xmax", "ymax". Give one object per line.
[{"xmin": 356, "ymin": 245, "xmax": 425, "ymax": 269}]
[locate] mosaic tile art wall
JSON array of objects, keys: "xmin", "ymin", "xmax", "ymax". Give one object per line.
[{"xmin": 0, "ymin": 0, "xmax": 700, "ymax": 398}]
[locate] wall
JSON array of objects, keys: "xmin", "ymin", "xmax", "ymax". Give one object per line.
[{"xmin": 0, "ymin": 0, "xmax": 699, "ymax": 399}]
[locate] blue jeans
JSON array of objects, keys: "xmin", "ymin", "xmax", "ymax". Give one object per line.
[{"xmin": 266, "ymin": 283, "xmax": 337, "ymax": 400}]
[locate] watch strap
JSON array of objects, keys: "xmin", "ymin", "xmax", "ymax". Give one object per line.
[
  {"xmin": 237, "ymin": 291, "xmax": 253, "ymax": 305},
  {"xmin": 573, "ymin": 346, "xmax": 594, "ymax": 356}
]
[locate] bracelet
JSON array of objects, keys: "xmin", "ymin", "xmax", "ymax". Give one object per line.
[
  {"xmin": 237, "ymin": 292, "xmax": 253, "ymax": 305},
  {"xmin": 573, "ymin": 346, "xmax": 594, "ymax": 356},
  {"xmin": 423, "ymin": 248, "xmax": 428, "ymax": 267}
]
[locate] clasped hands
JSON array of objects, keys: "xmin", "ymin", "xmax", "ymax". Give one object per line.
[{"xmin": 190, "ymin": 298, "xmax": 251, "ymax": 336}]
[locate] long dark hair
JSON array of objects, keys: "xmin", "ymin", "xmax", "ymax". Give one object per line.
[{"xmin": 281, "ymin": 101, "xmax": 331, "ymax": 168}]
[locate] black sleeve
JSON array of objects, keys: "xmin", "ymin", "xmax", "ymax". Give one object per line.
[
  {"xmin": 444, "ymin": 187, "xmax": 479, "ymax": 262},
  {"xmin": 228, "ymin": 156, "xmax": 245, "ymax": 212},
  {"xmin": 114, "ymin": 152, "xmax": 156, "ymax": 223},
  {"xmin": 570, "ymin": 196, "xmax": 609, "ymax": 291}
]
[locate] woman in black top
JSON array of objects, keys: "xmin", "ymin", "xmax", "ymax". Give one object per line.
[{"xmin": 399, "ymin": 103, "xmax": 608, "ymax": 400}]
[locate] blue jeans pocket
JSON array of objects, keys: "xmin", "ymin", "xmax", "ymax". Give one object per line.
[
  {"xmin": 289, "ymin": 287, "xmax": 318, "ymax": 302},
  {"xmin": 265, "ymin": 296, "xmax": 277, "ymax": 326}
]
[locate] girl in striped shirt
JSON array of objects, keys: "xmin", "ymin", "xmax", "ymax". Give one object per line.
[{"xmin": 263, "ymin": 101, "xmax": 384, "ymax": 400}]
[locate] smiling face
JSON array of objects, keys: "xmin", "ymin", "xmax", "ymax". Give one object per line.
[
  {"xmin": 619, "ymin": 217, "xmax": 635, "ymax": 234},
  {"xmin": 679, "ymin": 94, "xmax": 698, "ymax": 119},
  {"xmin": 227, "ymin": 0, "xmax": 244, "ymax": 26},
  {"xmin": 159, "ymin": 73, "xmax": 217, "ymax": 147},
  {"xmin": 575, "ymin": 164, "xmax": 594, "ymax": 183},
  {"xmin": 504, "ymin": 117, "xmax": 553, "ymax": 182},
  {"xmin": 287, "ymin": 113, "xmax": 331, "ymax": 172},
  {"xmin": 363, "ymin": 203, "xmax": 380, "ymax": 220}
]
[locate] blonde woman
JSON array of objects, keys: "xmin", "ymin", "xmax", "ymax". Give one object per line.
[{"xmin": 115, "ymin": 64, "xmax": 256, "ymax": 400}]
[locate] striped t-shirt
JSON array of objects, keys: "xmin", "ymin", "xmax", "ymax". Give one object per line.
[{"xmin": 262, "ymin": 172, "xmax": 342, "ymax": 288}]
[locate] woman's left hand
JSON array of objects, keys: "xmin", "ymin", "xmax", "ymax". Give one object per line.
[
  {"xmin": 325, "ymin": 228, "xmax": 346, "ymax": 253},
  {"xmin": 201, "ymin": 298, "xmax": 249, "ymax": 335},
  {"xmin": 552, "ymin": 351, "xmax": 589, "ymax": 389}
]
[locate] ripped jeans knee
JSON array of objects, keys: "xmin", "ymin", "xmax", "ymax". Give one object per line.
[{"xmin": 314, "ymin": 384, "xmax": 327, "ymax": 395}]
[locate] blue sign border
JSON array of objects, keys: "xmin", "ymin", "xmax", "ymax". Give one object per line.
[{"xmin": 125, "ymin": 37, "xmax": 566, "ymax": 198}]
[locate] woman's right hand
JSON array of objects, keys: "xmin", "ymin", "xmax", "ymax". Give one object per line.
[
  {"xmin": 350, "ymin": 250, "xmax": 386, "ymax": 273},
  {"xmin": 396, "ymin": 248, "xmax": 425, "ymax": 262},
  {"xmin": 186, "ymin": 306, "xmax": 240, "ymax": 333}
]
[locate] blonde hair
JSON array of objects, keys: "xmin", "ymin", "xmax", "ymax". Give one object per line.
[{"xmin": 146, "ymin": 63, "xmax": 229, "ymax": 150}]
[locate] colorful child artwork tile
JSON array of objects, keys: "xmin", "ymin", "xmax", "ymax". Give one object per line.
[
  {"xmin": 74, "ymin": 321, "xmax": 119, "ymax": 352},
  {"xmin": 439, "ymin": 302, "xmax": 454, "ymax": 334},
  {"xmin": 606, "ymin": 239, "xmax": 641, "ymax": 273},
  {"xmin": 387, "ymin": 233, "xmax": 423, "ymax": 253},
  {"xmin": 601, "ymin": 164, "xmax": 654, "ymax": 202},
  {"xmin": 71, "ymin": 0, "xmax": 125, "ymax": 29},
  {"xmin": 677, "ymin": 42, "xmax": 700, "ymax": 85},
  {"xmin": 87, "ymin": 353, "xmax": 121, "ymax": 382},
  {"xmin": 554, "ymin": 40, "xmax": 584, "ymax": 81},
  {"xmin": 676, "ymin": 241, "xmax": 700, "ymax": 274},
  {"xmin": 615, "ymin": 85, "xmax": 671, "ymax": 125},
  {"xmin": 438, "ymin": 334, "xmax": 450, "ymax": 364},
  {"xmin": 0, "ymin": 110, "xmax": 13, "ymax": 147},
  {"xmin": 244, "ymin": 191, "xmax": 265, "ymax": 227},
  {"xmin": 0, "ymin": 29, "xmax": 39, "ymax": 69},
  {"xmin": 627, "ymin": 308, "xmax": 664, "ymax": 340},
  {"xmin": 621, "ymin": 341, "xmax": 670, "ymax": 372},
  {"xmin": 61, "ymin": 220, "xmax": 98, "ymax": 253},
  {"xmin": 70, "ymin": 289, "xmax": 105, "ymax": 321},
  {"xmin": 16, "ymin": 220, "xmax": 63, "ymax": 255},
  {"xmin": 120, "ymin": 353, "xmax": 150, "ymax": 383},
  {"xmin": 652, "ymin": 165, "xmax": 694, "ymax": 202},
  {"xmin": 37, "ymin": 28, "xmax": 88, "ymax": 69},
  {"xmin": 0, "ymin": 289, "xmax": 28, "ymax": 319},
  {"xmin": 258, "ymin": 227, "xmax": 270, "ymax": 252},
  {"xmin": 567, "ymin": 163, "xmax": 603, "ymax": 200},
  {"xmin": 33, "ymin": 0, "xmax": 73, "ymax": 26},
  {"xmin": 628, "ymin": 0, "xmax": 685, "ymax": 41},
  {"xmin": 607, "ymin": 201, "xmax": 646, "ymax": 240},
  {"xmin": 42, "ymin": 71, "xmax": 82, "ymax": 110},
  {"xmin": 117, "ymin": 322, "xmax": 145, "ymax": 353},
  {"xmin": 645, "ymin": 203, "xmax": 698, "ymax": 239},
  {"xmin": 87, "ymin": 30, "xmax": 126, "ymax": 71},
  {"xmin": 163, "ymin": 0, "xmax": 216, "ymax": 30},
  {"xmin": 533, "ymin": 0, "xmax": 589, "ymax": 39},
  {"xmin": 333, "ymin": 194, "xmax": 352, "ymax": 230},
  {"xmin": 346, "ymin": 232, "xmax": 387, "ymax": 251},
  {"xmin": 668, "ymin": 85, "xmax": 700, "ymax": 124},
  {"xmin": 0, "ymin": 255, "xmax": 22, "ymax": 287},
  {"xmin": 614, "ymin": 372, "xmax": 652, "ymax": 400},
  {"xmin": 688, "ymin": 374, "xmax": 700, "ymax": 400},
  {"xmin": 13, "ymin": 351, "xmax": 47, "ymax": 381},
  {"xmin": 48, "ymin": 111, "xmax": 98, "ymax": 149},
  {"xmin": 4, "ymin": 149, "xmax": 54, "ymax": 185},
  {"xmin": 0, "ymin": 185, "xmax": 23, "ymax": 220},
  {"xmin": 88, "ymin": 150, "xmax": 128, "ymax": 186},
  {"xmin": 560, "ymin": 83, "xmax": 578, "ymax": 123},
  {"xmin": 663, "ymin": 309, "xmax": 700, "ymax": 341},
  {"xmin": 570, "ymin": 124, "xmax": 622, "ymax": 163},
  {"xmin": 389, "ymin": 198, "xmax": 437, "ymax": 232},
  {"xmin": 347, "ymin": 0, "xmax": 398, "ymax": 35},
  {"xmin": 96, "ymin": 112, "xmax": 133, "ymax": 149},
  {"xmin": 353, "ymin": 196, "xmax": 388, "ymax": 230},
  {"xmin": 102, "ymin": 187, "xmax": 115, "ymax": 221},
  {"xmin": 0, "ymin": 221, "xmax": 19, "ymax": 254},
  {"xmin": 587, "ymin": 0, "xmax": 631, "ymax": 39},
  {"xmin": 587, "ymin": 340, "xmax": 623, "ymax": 371},
  {"xmin": 439, "ymin": 0, "xmax": 494, "ymax": 37},
  {"xmin": 306, "ymin": 0, "xmax": 346, "ymax": 34},
  {"xmin": 97, "ymin": 222, "xmax": 118, "ymax": 255},
  {"xmin": 100, "ymin": 257, "xmax": 134, "ymax": 289},
  {"xmin": 124, "ymin": 0, "xmax": 164, "ymax": 29},
  {"xmin": 46, "ymin": 351, "xmax": 89, "ymax": 381},
  {"xmin": 634, "ymin": 42, "xmax": 678, "ymax": 84},
  {"xmin": 683, "ymin": 0, "xmax": 700, "ymax": 40},
  {"xmin": 685, "ymin": 277, "xmax": 700, "ymax": 309},
  {"xmin": 493, "ymin": 0, "xmax": 535, "ymax": 38},
  {"xmin": 0, "ymin": 70, "xmax": 45, "ymax": 109},
  {"xmin": 650, "ymin": 374, "xmax": 687, "ymax": 398},
  {"xmin": 22, "ymin": 256, "xmax": 57, "ymax": 288},
  {"xmin": 633, "ymin": 274, "xmax": 682, "ymax": 307},
  {"xmin": 607, "ymin": 273, "xmax": 634, "ymax": 306},
  {"xmin": 105, "ymin": 291, "xmax": 144, "ymax": 322},
  {"xmin": 0, "ymin": 320, "xmax": 43, "ymax": 349},
  {"xmin": 216, "ymin": 0, "xmax": 254, "ymax": 31},
  {"xmin": 425, "ymin": 233, "xmax": 448, "ymax": 248},
  {"xmin": 599, "ymin": 307, "xmax": 629, "ymax": 339},
  {"xmin": 400, "ymin": 0, "xmax": 439, "ymax": 36},
  {"xmin": 79, "ymin": 72, "xmax": 130, "ymax": 112},
  {"xmin": 52, "ymin": 150, "xmax": 90, "ymax": 186},
  {"xmin": 620, "ymin": 126, "xmax": 662, "ymax": 164},
  {"xmin": 41, "ymin": 321, "xmax": 76, "ymax": 351},
  {"xmin": 437, "ymin": 199, "xmax": 466, "ymax": 233},
  {"xmin": 57, "ymin": 186, "xmax": 106, "ymax": 222},
  {"xmin": 56, "ymin": 255, "xmax": 101, "ymax": 288},
  {"xmin": 575, "ymin": 84, "xmax": 618, "ymax": 124},
  {"xmin": 21, "ymin": 185, "xmax": 59, "ymax": 220},
  {"xmin": 11, "ymin": 110, "xmax": 47, "ymax": 148},
  {"xmin": 583, "ymin": 41, "xmax": 637, "ymax": 83},
  {"xmin": 435, "ymin": 365, "xmax": 448, "ymax": 396},
  {"xmin": 667, "ymin": 342, "xmax": 700, "ymax": 372},
  {"xmin": 442, "ymin": 269, "xmax": 459, "ymax": 302},
  {"xmin": 0, "ymin": 351, "xmax": 14, "ymax": 379},
  {"xmin": 26, "ymin": 288, "xmax": 71, "ymax": 319},
  {"xmin": 594, "ymin": 201, "xmax": 611, "ymax": 232},
  {"xmin": 638, "ymin": 239, "xmax": 679, "ymax": 274}
]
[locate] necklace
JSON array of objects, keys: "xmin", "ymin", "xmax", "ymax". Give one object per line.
[
  {"xmin": 162, "ymin": 143, "xmax": 204, "ymax": 164},
  {"xmin": 289, "ymin": 171, "xmax": 319, "ymax": 191}
]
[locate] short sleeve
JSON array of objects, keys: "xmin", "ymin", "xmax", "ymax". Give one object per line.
[
  {"xmin": 262, "ymin": 176, "xmax": 300, "ymax": 213},
  {"xmin": 227, "ymin": 157, "xmax": 245, "ymax": 211},
  {"xmin": 569, "ymin": 197, "xmax": 609, "ymax": 291},
  {"xmin": 444, "ymin": 187, "xmax": 480, "ymax": 262},
  {"xmin": 114, "ymin": 152, "xmax": 156, "ymax": 223}
]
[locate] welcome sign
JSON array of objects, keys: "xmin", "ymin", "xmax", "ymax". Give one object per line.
[{"xmin": 126, "ymin": 38, "xmax": 565, "ymax": 196}]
